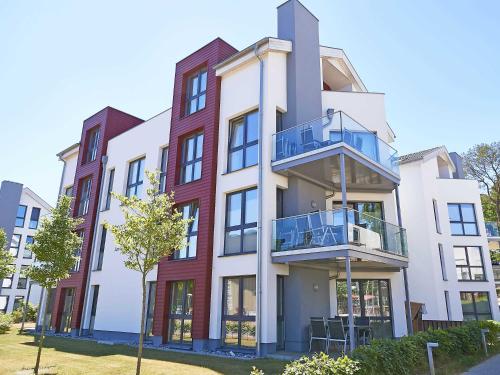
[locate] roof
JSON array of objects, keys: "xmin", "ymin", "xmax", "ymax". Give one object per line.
[
  {"xmin": 398, "ymin": 146, "xmax": 443, "ymax": 165},
  {"xmin": 56, "ymin": 142, "xmax": 80, "ymax": 159}
]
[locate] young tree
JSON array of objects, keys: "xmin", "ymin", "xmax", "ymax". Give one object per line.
[
  {"xmin": 25, "ymin": 195, "xmax": 83, "ymax": 375},
  {"xmin": 106, "ymin": 171, "xmax": 189, "ymax": 375},
  {"xmin": 463, "ymin": 142, "xmax": 500, "ymax": 226},
  {"xmin": 0, "ymin": 228, "xmax": 15, "ymax": 295}
]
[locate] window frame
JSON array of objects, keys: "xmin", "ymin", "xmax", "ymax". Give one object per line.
[
  {"xmin": 24, "ymin": 235, "xmax": 34, "ymax": 259},
  {"xmin": 126, "ymin": 157, "xmax": 145, "ymax": 198},
  {"xmin": 78, "ymin": 177, "xmax": 92, "ymax": 216},
  {"xmin": 438, "ymin": 243, "xmax": 447, "ymax": 281},
  {"xmin": 104, "ymin": 168, "xmax": 114, "ymax": 210},
  {"xmin": 224, "ymin": 187, "xmax": 258, "ymax": 255},
  {"xmin": 227, "ymin": 110, "xmax": 259, "ymax": 173},
  {"xmin": 433, "ymin": 199, "xmax": 441, "ymax": 234},
  {"xmin": 71, "ymin": 232, "xmax": 84, "ymax": 273},
  {"xmin": 173, "ymin": 202, "xmax": 199, "ymax": 260},
  {"xmin": 145, "ymin": 281, "xmax": 157, "ymax": 337},
  {"xmin": 95, "ymin": 226, "xmax": 107, "ymax": 271},
  {"xmin": 2, "ymin": 266, "xmax": 14, "ymax": 289},
  {"xmin": 0, "ymin": 295, "xmax": 9, "ymax": 313},
  {"xmin": 13, "ymin": 295, "xmax": 24, "ymax": 311},
  {"xmin": 17, "ymin": 265, "xmax": 28, "ymax": 289},
  {"xmin": 185, "ymin": 69, "xmax": 207, "ymax": 115},
  {"xmin": 454, "ymin": 246, "xmax": 486, "ymax": 281},
  {"xmin": 180, "ymin": 133, "xmax": 203, "ymax": 184},
  {"xmin": 29, "ymin": 207, "xmax": 41, "ymax": 229},
  {"xmin": 168, "ymin": 280, "xmax": 194, "ymax": 345},
  {"xmin": 85, "ymin": 127, "xmax": 100, "ymax": 164},
  {"xmin": 460, "ymin": 291, "xmax": 492, "ymax": 321},
  {"xmin": 159, "ymin": 147, "xmax": 168, "ymax": 193},
  {"xmin": 10, "ymin": 234, "xmax": 21, "ymax": 257},
  {"xmin": 448, "ymin": 203, "xmax": 479, "ymax": 236},
  {"xmin": 65, "ymin": 185, "xmax": 73, "ymax": 197},
  {"xmin": 15, "ymin": 205, "xmax": 27, "ymax": 227}
]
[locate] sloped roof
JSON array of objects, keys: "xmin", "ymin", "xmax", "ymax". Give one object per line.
[{"xmin": 398, "ymin": 146, "xmax": 443, "ymax": 165}]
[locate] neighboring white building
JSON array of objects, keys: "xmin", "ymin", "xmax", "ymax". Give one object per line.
[
  {"xmin": 0, "ymin": 181, "xmax": 52, "ymax": 314},
  {"xmin": 399, "ymin": 146, "xmax": 499, "ymax": 322},
  {"xmin": 485, "ymin": 221, "xmax": 500, "ymax": 310}
]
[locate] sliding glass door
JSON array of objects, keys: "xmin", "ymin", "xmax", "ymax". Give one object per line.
[{"xmin": 168, "ymin": 280, "xmax": 193, "ymax": 346}]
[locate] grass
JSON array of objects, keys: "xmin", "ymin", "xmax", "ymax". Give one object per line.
[
  {"xmin": 433, "ymin": 347, "xmax": 500, "ymax": 375},
  {"xmin": 0, "ymin": 324, "xmax": 286, "ymax": 375}
]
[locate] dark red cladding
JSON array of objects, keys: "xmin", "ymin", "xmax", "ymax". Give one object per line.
[
  {"xmin": 153, "ymin": 38, "xmax": 237, "ymax": 343},
  {"xmin": 52, "ymin": 107, "xmax": 143, "ymax": 331}
]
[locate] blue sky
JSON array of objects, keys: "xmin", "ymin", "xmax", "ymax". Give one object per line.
[{"xmin": 1, "ymin": 0, "xmax": 499, "ymax": 205}]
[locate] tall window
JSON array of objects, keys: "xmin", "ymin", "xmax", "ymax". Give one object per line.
[
  {"xmin": 96, "ymin": 227, "xmax": 107, "ymax": 270},
  {"xmin": 16, "ymin": 205, "xmax": 27, "ymax": 227},
  {"xmin": 186, "ymin": 69, "xmax": 207, "ymax": 115},
  {"xmin": 228, "ymin": 111, "xmax": 258, "ymax": 172},
  {"xmin": 444, "ymin": 291, "xmax": 451, "ymax": 320},
  {"xmin": 454, "ymin": 246, "xmax": 485, "ymax": 281},
  {"xmin": 85, "ymin": 127, "xmax": 100, "ymax": 163},
  {"xmin": 104, "ymin": 169, "xmax": 114, "ymax": 210},
  {"xmin": 0, "ymin": 296, "xmax": 9, "ymax": 313},
  {"xmin": 24, "ymin": 236, "xmax": 34, "ymax": 259},
  {"xmin": 180, "ymin": 133, "xmax": 203, "ymax": 184},
  {"xmin": 159, "ymin": 147, "xmax": 168, "ymax": 193},
  {"xmin": 10, "ymin": 234, "xmax": 21, "ymax": 257},
  {"xmin": 78, "ymin": 177, "xmax": 92, "ymax": 216},
  {"xmin": 145, "ymin": 282, "xmax": 157, "ymax": 336},
  {"xmin": 89, "ymin": 285, "xmax": 99, "ymax": 334},
  {"xmin": 222, "ymin": 276, "xmax": 256, "ymax": 348},
  {"xmin": 2, "ymin": 267, "xmax": 14, "ymax": 288},
  {"xmin": 29, "ymin": 207, "xmax": 41, "ymax": 229},
  {"xmin": 17, "ymin": 266, "xmax": 28, "ymax": 289},
  {"xmin": 432, "ymin": 199, "xmax": 441, "ymax": 234},
  {"xmin": 168, "ymin": 280, "xmax": 193, "ymax": 345},
  {"xmin": 174, "ymin": 202, "xmax": 199, "ymax": 259},
  {"xmin": 460, "ymin": 292, "xmax": 492, "ymax": 321},
  {"xmin": 71, "ymin": 232, "xmax": 84, "ymax": 272},
  {"xmin": 438, "ymin": 243, "xmax": 447, "ymax": 281},
  {"xmin": 13, "ymin": 296, "xmax": 24, "ymax": 311},
  {"xmin": 126, "ymin": 158, "xmax": 145, "ymax": 198},
  {"xmin": 448, "ymin": 203, "xmax": 478, "ymax": 236},
  {"xmin": 224, "ymin": 188, "xmax": 258, "ymax": 255},
  {"xmin": 65, "ymin": 185, "xmax": 73, "ymax": 197}
]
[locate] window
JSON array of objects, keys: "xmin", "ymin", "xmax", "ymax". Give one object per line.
[
  {"xmin": 71, "ymin": 232, "xmax": 84, "ymax": 272},
  {"xmin": 433, "ymin": 199, "xmax": 441, "ymax": 233},
  {"xmin": 104, "ymin": 169, "xmax": 114, "ymax": 210},
  {"xmin": 224, "ymin": 188, "xmax": 258, "ymax": 255},
  {"xmin": 13, "ymin": 296, "xmax": 24, "ymax": 311},
  {"xmin": 96, "ymin": 227, "xmax": 106, "ymax": 270},
  {"xmin": 180, "ymin": 133, "xmax": 203, "ymax": 184},
  {"xmin": 60, "ymin": 288, "xmax": 75, "ymax": 333},
  {"xmin": 174, "ymin": 202, "xmax": 199, "ymax": 259},
  {"xmin": 126, "ymin": 158, "xmax": 145, "ymax": 198},
  {"xmin": 276, "ymin": 110, "xmax": 283, "ymax": 132},
  {"xmin": 186, "ymin": 69, "xmax": 207, "ymax": 115},
  {"xmin": 85, "ymin": 127, "xmax": 100, "ymax": 163},
  {"xmin": 228, "ymin": 111, "xmax": 258, "ymax": 172},
  {"xmin": 460, "ymin": 292, "xmax": 492, "ymax": 321},
  {"xmin": 65, "ymin": 185, "xmax": 73, "ymax": 197},
  {"xmin": 0, "ymin": 296, "xmax": 9, "ymax": 313},
  {"xmin": 454, "ymin": 246, "xmax": 485, "ymax": 281},
  {"xmin": 10, "ymin": 234, "xmax": 21, "ymax": 257},
  {"xmin": 159, "ymin": 147, "xmax": 168, "ymax": 193},
  {"xmin": 16, "ymin": 205, "xmax": 27, "ymax": 227},
  {"xmin": 444, "ymin": 291, "xmax": 451, "ymax": 320},
  {"xmin": 89, "ymin": 285, "xmax": 99, "ymax": 334},
  {"xmin": 24, "ymin": 236, "xmax": 34, "ymax": 259},
  {"xmin": 78, "ymin": 177, "xmax": 92, "ymax": 216},
  {"xmin": 17, "ymin": 266, "xmax": 28, "ymax": 289},
  {"xmin": 438, "ymin": 244, "xmax": 447, "ymax": 281},
  {"xmin": 29, "ymin": 207, "xmax": 41, "ymax": 229},
  {"xmin": 2, "ymin": 266, "xmax": 14, "ymax": 288},
  {"xmin": 145, "ymin": 282, "xmax": 157, "ymax": 336},
  {"xmin": 222, "ymin": 276, "xmax": 256, "ymax": 348},
  {"xmin": 168, "ymin": 280, "xmax": 193, "ymax": 345},
  {"xmin": 448, "ymin": 203, "xmax": 478, "ymax": 235}
]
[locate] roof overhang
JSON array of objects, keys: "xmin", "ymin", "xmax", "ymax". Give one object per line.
[{"xmin": 320, "ymin": 46, "xmax": 367, "ymax": 92}]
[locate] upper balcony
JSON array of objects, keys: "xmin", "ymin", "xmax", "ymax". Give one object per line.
[{"xmin": 272, "ymin": 111, "xmax": 400, "ymax": 192}]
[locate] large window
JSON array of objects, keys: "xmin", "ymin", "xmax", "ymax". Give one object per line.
[
  {"xmin": 448, "ymin": 203, "xmax": 478, "ymax": 236},
  {"xmin": 145, "ymin": 282, "xmax": 157, "ymax": 337},
  {"xmin": 224, "ymin": 188, "xmax": 257, "ymax": 255},
  {"xmin": 29, "ymin": 207, "xmax": 41, "ymax": 229},
  {"xmin": 186, "ymin": 69, "xmax": 207, "ymax": 115},
  {"xmin": 126, "ymin": 158, "xmax": 145, "ymax": 198},
  {"xmin": 85, "ymin": 127, "xmax": 100, "ymax": 163},
  {"xmin": 96, "ymin": 227, "xmax": 106, "ymax": 270},
  {"xmin": 78, "ymin": 177, "xmax": 92, "ymax": 216},
  {"xmin": 159, "ymin": 147, "xmax": 168, "ymax": 193},
  {"xmin": 222, "ymin": 276, "xmax": 256, "ymax": 348},
  {"xmin": 337, "ymin": 279, "xmax": 393, "ymax": 339},
  {"xmin": 71, "ymin": 232, "xmax": 84, "ymax": 272},
  {"xmin": 24, "ymin": 236, "xmax": 34, "ymax": 259},
  {"xmin": 174, "ymin": 202, "xmax": 199, "ymax": 260},
  {"xmin": 454, "ymin": 246, "xmax": 485, "ymax": 281},
  {"xmin": 460, "ymin": 292, "xmax": 492, "ymax": 321},
  {"xmin": 16, "ymin": 205, "xmax": 27, "ymax": 227},
  {"xmin": 10, "ymin": 234, "xmax": 21, "ymax": 257},
  {"xmin": 0, "ymin": 296, "xmax": 9, "ymax": 313},
  {"xmin": 59, "ymin": 288, "xmax": 75, "ymax": 333},
  {"xmin": 17, "ymin": 265, "xmax": 28, "ymax": 289},
  {"xmin": 104, "ymin": 169, "xmax": 114, "ymax": 210},
  {"xmin": 228, "ymin": 111, "xmax": 258, "ymax": 172},
  {"xmin": 180, "ymin": 133, "xmax": 203, "ymax": 184},
  {"xmin": 2, "ymin": 267, "xmax": 14, "ymax": 289},
  {"xmin": 168, "ymin": 280, "xmax": 193, "ymax": 345}
]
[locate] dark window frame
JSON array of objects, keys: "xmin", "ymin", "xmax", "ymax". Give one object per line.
[
  {"xmin": 0, "ymin": 295, "xmax": 9, "ymax": 313},
  {"xmin": 65, "ymin": 185, "xmax": 73, "ymax": 197},
  {"xmin": 145, "ymin": 281, "xmax": 157, "ymax": 336},
  {"xmin": 180, "ymin": 133, "xmax": 203, "ymax": 184},
  {"xmin": 96, "ymin": 226, "xmax": 107, "ymax": 270},
  {"xmin": 15, "ymin": 205, "xmax": 27, "ymax": 227},
  {"xmin": 433, "ymin": 199, "xmax": 441, "ymax": 234},
  {"xmin": 13, "ymin": 295, "xmax": 24, "ymax": 311},
  {"xmin": 126, "ymin": 157, "xmax": 145, "ymax": 198},
  {"xmin": 78, "ymin": 177, "xmax": 92, "ymax": 216},
  {"xmin": 17, "ymin": 265, "xmax": 28, "ymax": 289},
  {"xmin": 454, "ymin": 246, "xmax": 486, "ymax": 281},
  {"xmin": 71, "ymin": 232, "xmax": 84, "ymax": 273},
  {"xmin": 438, "ymin": 243, "xmax": 447, "ymax": 281},
  {"xmin": 23, "ymin": 236, "xmax": 34, "ymax": 259},
  {"xmin": 460, "ymin": 291, "xmax": 492, "ymax": 321},
  {"xmin": 85, "ymin": 126, "xmax": 100, "ymax": 164},
  {"xmin": 2, "ymin": 266, "xmax": 14, "ymax": 289},
  {"xmin": 224, "ymin": 188, "xmax": 258, "ymax": 255},
  {"xmin": 89, "ymin": 285, "xmax": 99, "ymax": 334},
  {"xmin": 448, "ymin": 203, "xmax": 479, "ymax": 236},
  {"xmin": 104, "ymin": 169, "xmax": 115, "ymax": 210},
  {"xmin": 168, "ymin": 280, "xmax": 194, "ymax": 346},
  {"xmin": 173, "ymin": 201, "xmax": 199, "ymax": 260},
  {"xmin": 227, "ymin": 110, "xmax": 259, "ymax": 172},
  {"xmin": 10, "ymin": 234, "xmax": 21, "ymax": 257},
  {"xmin": 29, "ymin": 207, "xmax": 41, "ymax": 229},
  {"xmin": 185, "ymin": 69, "xmax": 207, "ymax": 115},
  {"xmin": 159, "ymin": 147, "xmax": 168, "ymax": 193}
]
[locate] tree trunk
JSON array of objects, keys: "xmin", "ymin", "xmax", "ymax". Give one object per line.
[
  {"xmin": 136, "ymin": 274, "xmax": 147, "ymax": 375},
  {"xmin": 34, "ymin": 288, "xmax": 50, "ymax": 375},
  {"xmin": 21, "ymin": 281, "xmax": 33, "ymax": 332}
]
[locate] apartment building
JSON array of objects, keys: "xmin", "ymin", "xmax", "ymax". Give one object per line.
[
  {"xmin": 485, "ymin": 221, "xmax": 500, "ymax": 308},
  {"xmin": 0, "ymin": 181, "xmax": 52, "ymax": 314},
  {"xmin": 38, "ymin": 0, "xmax": 498, "ymax": 356}
]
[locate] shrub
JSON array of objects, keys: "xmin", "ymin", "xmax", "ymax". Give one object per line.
[
  {"xmin": 0, "ymin": 313, "xmax": 13, "ymax": 334},
  {"xmin": 11, "ymin": 302, "xmax": 38, "ymax": 323},
  {"xmin": 282, "ymin": 353, "xmax": 360, "ymax": 375}
]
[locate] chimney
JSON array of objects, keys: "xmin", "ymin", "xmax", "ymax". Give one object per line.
[{"xmin": 449, "ymin": 152, "xmax": 465, "ymax": 179}]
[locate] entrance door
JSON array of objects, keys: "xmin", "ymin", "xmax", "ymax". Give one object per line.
[
  {"xmin": 59, "ymin": 288, "xmax": 75, "ymax": 333},
  {"xmin": 168, "ymin": 280, "xmax": 193, "ymax": 346}
]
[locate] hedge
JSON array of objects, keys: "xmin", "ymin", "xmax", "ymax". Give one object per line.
[
  {"xmin": 0, "ymin": 313, "xmax": 13, "ymax": 334},
  {"xmin": 251, "ymin": 320, "xmax": 499, "ymax": 375}
]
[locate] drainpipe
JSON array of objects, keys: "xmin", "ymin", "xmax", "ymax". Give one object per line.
[
  {"xmin": 79, "ymin": 154, "xmax": 108, "ymax": 336},
  {"xmin": 254, "ymin": 41, "xmax": 265, "ymax": 357}
]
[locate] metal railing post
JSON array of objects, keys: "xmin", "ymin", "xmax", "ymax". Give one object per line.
[
  {"xmin": 427, "ymin": 342, "xmax": 439, "ymax": 375},
  {"xmin": 481, "ymin": 329, "xmax": 489, "ymax": 355}
]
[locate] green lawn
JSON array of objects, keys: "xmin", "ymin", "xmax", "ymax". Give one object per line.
[{"xmin": 0, "ymin": 326, "xmax": 285, "ymax": 375}]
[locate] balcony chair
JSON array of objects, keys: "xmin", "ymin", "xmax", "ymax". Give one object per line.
[
  {"xmin": 295, "ymin": 216, "xmax": 312, "ymax": 248},
  {"xmin": 326, "ymin": 318, "xmax": 350, "ymax": 354},
  {"xmin": 300, "ymin": 126, "xmax": 322, "ymax": 153},
  {"xmin": 354, "ymin": 316, "xmax": 372, "ymax": 345},
  {"xmin": 309, "ymin": 317, "xmax": 328, "ymax": 353},
  {"xmin": 309, "ymin": 212, "xmax": 339, "ymax": 247}
]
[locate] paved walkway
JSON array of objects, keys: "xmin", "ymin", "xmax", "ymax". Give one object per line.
[{"xmin": 462, "ymin": 354, "xmax": 500, "ymax": 374}]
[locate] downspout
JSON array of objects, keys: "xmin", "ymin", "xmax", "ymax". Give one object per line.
[
  {"xmin": 254, "ymin": 41, "xmax": 264, "ymax": 357},
  {"xmin": 79, "ymin": 154, "xmax": 108, "ymax": 336}
]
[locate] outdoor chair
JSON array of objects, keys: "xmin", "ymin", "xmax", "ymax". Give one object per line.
[
  {"xmin": 300, "ymin": 126, "xmax": 321, "ymax": 152},
  {"xmin": 295, "ymin": 216, "xmax": 312, "ymax": 248},
  {"xmin": 354, "ymin": 316, "xmax": 372, "ymax": 345},
  {"xmin": 309, "ymin": 317, "xmax": 328, "ymax": 353},
  {"xmin": 326, "ymin": 318, "xmax": 349, "ymax": 354}
]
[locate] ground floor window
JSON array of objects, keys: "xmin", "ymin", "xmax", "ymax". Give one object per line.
[
  {"xmin": 13, "ymin": 296, "xmax": 24, "ymax": 311},
  {"xmin": 168, "ymin": 280, "xmax": 193, "ymax": 345},
  {"xmin": 0, "ymin": 295, "xmax": 9, "ymax": 313},
  {"xmin": 44, "ymin": 288, "xmax": 56, "ymax": 330},
  {"xmin": 337, "ymin": 279, "xmax": 393, "ymax": 338},
  {"xmin": 222, "ymin": 276, "xmax": 256, "ymax": 349},
  {"xmin": 145, "ymin": 282, "xmax": 156, "ymax": 337},
  {"xmin": 277, "ymin": 275, "xmax": 285, "ymax": 351},
  {"xmin": 460, "ymin": 291, "xmax": 492, "ymax": 321},
  {"xmin": 59, "ymin": 288, "xmax": 75, "ymax": 333},
  {"xmin": 89, "ymin": 285, "xmax": 99, "ymax": 334}
]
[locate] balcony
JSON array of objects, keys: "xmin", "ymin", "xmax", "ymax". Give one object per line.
[
  {"xmin": 486, "ymin": 222, "xmax": 500, "ymax": 238},
  {"xmin": 272, "ymin": 111, "xmax": 400, "ymax": 191},
  {"xmin": 271, "ymin": 208, "xmax": 408, "ymax": 268}
]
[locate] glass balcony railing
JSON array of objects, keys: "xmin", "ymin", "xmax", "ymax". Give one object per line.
[
  {"xmin": 272, "ymin": 208, "xmax": 408, "ymax": 258},
  {"xmin": 272, "ymin": 111, "xmax": 400, "ymax": 176},
  {"xmin": 486, "ymin": 222, "xmax": 500, "ymax": 237}
]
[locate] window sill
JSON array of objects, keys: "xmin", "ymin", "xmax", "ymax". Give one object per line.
[
  {"xmin": 457, "ymin": 279, "xmax": 488, "ymax": 282},
  {"xmin": 222, "ymin": 164, "xmax": 258, "ymax": 176},
  {"xmin": 177, "ymin": 178, "xmax": 202, "ymax": 187},
  {"xmin": 181, "ymin": 107, "xmax": 206, "ymax": 120},
  {"xmin": 450, "ymin": 234, "xmax": 480, "ymax": 237},
  {"xmin": 168, "ymin": 256, "xmax": 197, "ymax": 262},
  {"xmin": 218, "ymin": 251, "xmax": 257, "ymax": 258}
]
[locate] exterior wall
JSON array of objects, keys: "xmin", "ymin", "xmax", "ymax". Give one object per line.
[
  {"xmin": 60, "ymin": 147, "xmax": 80, "ymax": 195},
  {"xmin": 0, "ymin": 181, "xmax": 23, "ymax": 246}
]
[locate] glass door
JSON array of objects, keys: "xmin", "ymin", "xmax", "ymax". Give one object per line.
[
  {"xmin": 168, "ymin": 280, "xmax": 193, "ymax": 346},
  {"xmin": 59, "ymin": 288, "xmax": 75, "ymax": 333}
]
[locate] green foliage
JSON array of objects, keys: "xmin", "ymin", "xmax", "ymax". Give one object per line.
[
  {"xmin": 481, "ymin": 194, "xmax": 498, "ymax": 223},
  {"xmin": 250, "ymin": 366, "xmax": 265, "ymax": 375},
  {"xmin": 282, "ymin": 353, "xmax": 360, "ymax": 375},
  {"xmin": 0, "ymin": 228, "xmax": 15, "ymax": 281},
  {"xmin": 0, "ymin": 313, "xmax": 13, "ymax": 334},
  {"xmin": 11, "ymin": 302, "xmax": 38, "ymax": 323},
  {"xmin": 25, "ymin": 195, "xmax": 83, "ymax": 289}
]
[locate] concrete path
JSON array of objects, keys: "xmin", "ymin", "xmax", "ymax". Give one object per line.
[{"xmin": 462, "ymin": 354, "xmax": 500, "ymax": 374}]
